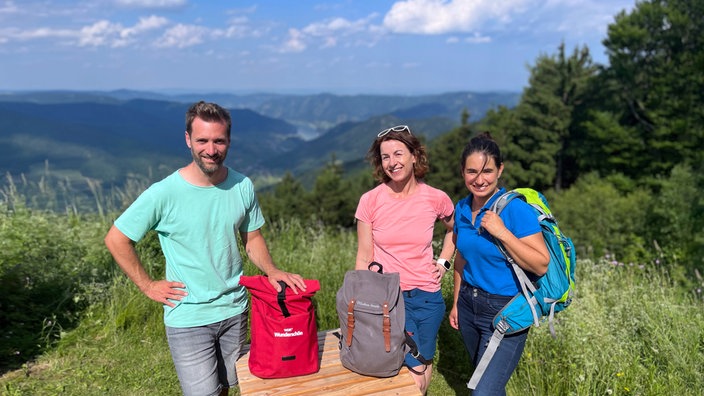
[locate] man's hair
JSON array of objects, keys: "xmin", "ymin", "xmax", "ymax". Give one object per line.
[{"xmin": 185, "ymin": 101, "xmax": 232, "ymax": 137}]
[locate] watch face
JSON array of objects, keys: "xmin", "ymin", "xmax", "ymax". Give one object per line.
[{"xmin": 439, "ymin": 260, "xmax": 451, "ymax": 271}]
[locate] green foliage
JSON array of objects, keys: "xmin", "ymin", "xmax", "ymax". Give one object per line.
[
  {"xmin": 259, "ymin": 155, "xmax": 372, "ymax": 229},
  {"xmin": 549, "ymin": 165, "xmax": 704, "ymax": 270},
  {"xmin": 598, "ymin": 0, "xmax": 704, "ymax": 179},
  {"xmin": 480, "ymin": 44, "xmax": 598, "ymax": 191},
  {"xmin": 578, "ymin": 110, "xmax": 646, "ymax": 180},
  {"xmin": 646, "ymin": 164, "xmax": 704, "ymax": 270},
  {"xmin": 507, "ymin": 258, "xmax": 704, "ymax": 396},
  {"xmin": 1, "ymin": 170, "xmax": 154, "ymax": 215},
  {"xmin": 425, "ymin": 124, "xmax": 474, "ymax": 202},
  {"xmin": 548, "ymin": 173, "xmax": 652, "ymax": 263},
  {"xmin": 0, "ymin": 204, "xmax": 112, "ymax": 372},
  {"xmin": 308, "ymin": 157, "xmax": 358, "ymax": 228},
  {"xmin": 258, "ymin": 172, "xmax": 309, "ymax": 224},
  {"xmin": 253, "ymin": 219, "xmax": 358, "ymax": 330},
  {"xmin": 3, "ymin": 219, "xmax": 704, "ymax": 395}
]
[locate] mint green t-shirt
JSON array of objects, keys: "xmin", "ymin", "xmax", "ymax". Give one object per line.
[{"xmin": 114, "ymin": 168, "xmax": 265, "ymax": 328}]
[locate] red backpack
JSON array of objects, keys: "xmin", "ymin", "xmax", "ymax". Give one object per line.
[{"xmin": 239, "ymin": 275, "xmax": 321, "ymax": 378}]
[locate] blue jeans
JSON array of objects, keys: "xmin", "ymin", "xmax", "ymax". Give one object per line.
[
  {"xmin": 403, "ymin": 288, "xmax": 446, "ymax": 368},
  {"xmin": 457, "ymin": 282, "xmax": 528, "ymax": 396},
  {"xmin": 166, "ymin": 314, "xmax": 248, "ymax": 396}
]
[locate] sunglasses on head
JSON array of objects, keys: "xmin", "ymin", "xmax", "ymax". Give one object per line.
[{"xmin": 377, "ymin": 125, "xmax": 412, "ymax": 138}]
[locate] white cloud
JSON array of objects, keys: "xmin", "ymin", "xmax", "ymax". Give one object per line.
[
  {"xmin": 280, "ymin": 28, "xmax": 306, "ymax": 53},
  {"xmin": 0, "ymin": 1, "xmax": 20, "ymax": 15},
  {"xmin": 154, "ymin": 24, "xmax": 208, "ymax": 48},
  {"xmin": 114, "ymin": 0, "xmax": 187, "ymax": 9},
  {"xmin": 380, "ymin": 0, "xmax": 632, "ymax": 41},
  {"xmin": 0, "ymin": 15, "xmax": 170, "ymax": 48},
  {"xmin": 5, "ymin": 26, "xmax": 73, "ymax": 41},
  {"xmin": 78, "ymin": 17, "xmax": 173, "ymax": 48},
  {"xmin": 446, "ymin": 32, "xmax": 490, "ymax": 44},
  {"xmin": 78, "ymin": 20, "xmax": 124, "ymax": 46},
  {"xmin": 120, "ymin": 15, "xmax": 168, "ymax": 38},
  {"xmin": 216, "ymin": 16, "xmax": 269, "ymax": 39},
  {"xmin": 465, "ymin": 32, "xmax": 491, "ymax": 43},
  {"xmin": 548, "ymin": 0, "xmax": 634, "ymax": 38},
  {"xmin": 383, "ymin": 0, "xmax": 531, "ymax": 34},
  {"xmin": 278, "ymin": 14, "xmax": 379, "ymax": 53},
  {"xmin": 301, "ymin": 17, "xmax": 370, "ymax": 37}
]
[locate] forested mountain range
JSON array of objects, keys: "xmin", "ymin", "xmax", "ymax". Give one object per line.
[{"xmin": 0, "ymin": 90, "xmax": 518, "ymax": 186}]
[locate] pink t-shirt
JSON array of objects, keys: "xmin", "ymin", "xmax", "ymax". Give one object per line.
[{"xmin": 355, "ymin": 182, "xmax": 454, "ymax": 292}]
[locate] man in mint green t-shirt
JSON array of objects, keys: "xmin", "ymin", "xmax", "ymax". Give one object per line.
[{"xmin": 104, "ymin": 101, "xmax": 307, "ymax": 396}]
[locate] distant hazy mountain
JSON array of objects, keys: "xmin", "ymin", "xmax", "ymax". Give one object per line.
[
  {"xmin": 0, "ymin": 98, "xmax": 299, "ymax": 184},
  {"xmin": 0, "ymin": 90, "xmax": 519, "ymax": 189}
]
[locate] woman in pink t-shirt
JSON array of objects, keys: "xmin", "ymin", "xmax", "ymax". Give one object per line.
[{"xmin": 355, "ymin": 125, "xmax": 455, "ymax": 394}]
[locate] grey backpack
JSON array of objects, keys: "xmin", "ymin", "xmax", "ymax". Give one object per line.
[{"xmin": 335, "ymin": 262, "xmax": 429, "ymax": 377}]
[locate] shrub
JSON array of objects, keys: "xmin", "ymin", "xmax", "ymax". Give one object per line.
[
  {"xmin": 549, "ymin": 173, "xmax": 653, "ymax": 263},
  {"xmin": 0, "ymin": 204, "xmax": 112, "ymax": 372}
]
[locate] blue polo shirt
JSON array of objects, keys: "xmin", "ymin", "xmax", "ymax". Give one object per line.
[{"xmin": 454, "ymin": 188, "xmax": 541, "ymax": 296}]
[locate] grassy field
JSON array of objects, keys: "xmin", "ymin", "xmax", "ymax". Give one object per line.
[{"xmin": 1, "ymin": 219, "xmax": 703, "ymax": 395}]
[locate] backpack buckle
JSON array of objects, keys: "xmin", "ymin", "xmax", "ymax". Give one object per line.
[{"xmin": 495, "ymin": 319, "xmax": 510, "ymax": 334}]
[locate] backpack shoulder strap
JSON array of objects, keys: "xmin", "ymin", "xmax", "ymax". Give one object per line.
[
  {"xmin": 489, "ymin": 189, "xmax": 541, "ymax": 326},
  {"xmin": 467, "ymin": 319, "xmax": 510, "ymax": 389},
  {"xmin": 489, "ymin": 190, "xmax": 524, "ymax": 215}
]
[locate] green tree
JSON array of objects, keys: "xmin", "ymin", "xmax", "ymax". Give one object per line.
[
  {"xmin": 478, "ymin": 105, "xmax": 525, "ymax": 190},
  {"xmin": 259, "ymin": 172, "xmax": 310, "ymax": 223},
  {"xmin": 598, "ymin": 0, "xmax": 704, "ymax": 179},
  {"xmin": 549, "ymin": 173, "xmax": 652, "ymax": 262},
  {"xmin": 477, "ymin": 44, "xmax": 597, "ymax": 191},
  {"xmin": 426, "ymin": 124, "xmax": 474, "ymax": 202},
  {"xmin": 646, "ymin": 164, "xmax": 704, "ymax": 270},
  {"xmin": 514, "ymin": 43, "xmax": 597, "ymax": 191},
  {"xmin": 308, "ymin": 155, "xmax": 357, "ymax": 227}
]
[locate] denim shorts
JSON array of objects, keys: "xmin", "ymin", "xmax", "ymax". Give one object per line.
[
  {"xmin": 166, "ymin": 313, "xmax": 248, "ymax": 396},
  {"xmin": 402, "ymin": 288, "xmax": 446, "ymax": 368},
  {"xmin": 457, "ymin": 282, "xmax": 528, "ymax": 396}
]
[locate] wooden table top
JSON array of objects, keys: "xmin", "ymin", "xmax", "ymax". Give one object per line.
[{"xmin": 236, "ymin": 329, "xmax": 422, "ymax": 395}]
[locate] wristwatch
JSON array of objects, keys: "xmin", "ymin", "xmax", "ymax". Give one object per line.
[{"xmin": 436, "ymin": 258, "xmax": 451, "ymax": 271}]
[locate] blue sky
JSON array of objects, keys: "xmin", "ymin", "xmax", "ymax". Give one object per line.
[{"xmin": 0, "ymin": 0, "xmax": 635, "ymax": 94}]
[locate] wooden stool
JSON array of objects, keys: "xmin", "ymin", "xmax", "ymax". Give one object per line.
[{"xmin": 236, "ymin": 329, "xmax": 421, "ymax": 395}]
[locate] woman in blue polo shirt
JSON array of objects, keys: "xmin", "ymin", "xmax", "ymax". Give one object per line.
[{"xmin": 448, "ymin": 132, "xmax": 549, "ymax": 395}]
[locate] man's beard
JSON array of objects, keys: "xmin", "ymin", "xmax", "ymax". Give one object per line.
[{"xmin": 192, "ymin": 150, "xmax": 226, "ymax": 176}]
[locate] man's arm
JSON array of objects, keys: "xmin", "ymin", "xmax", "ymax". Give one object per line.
[
  {"xmin": 240, "ymin": 228, "xmax": 306, "ymax": 293},
  {"xmin": 104, "ymin": 225, "xmax": 187, "ymax": 307}
]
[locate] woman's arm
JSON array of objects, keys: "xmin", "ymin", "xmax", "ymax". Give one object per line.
[
  {"xmin": 355, "ymin": 220, "xmax": 374, "ymax": 270},
  {"xmin": 437, "ymin": 214, "xmax": 456, "ymax": 262},
  {"xmin": 480, "ymin": 210, "xmax": 549, "ymax": 276},
  {"xmin": 433, "ymin": 214, "xmax": 456, "ymax": 279},
  {"xmin": 448, "ymin": 251, "xmax": 465, "ymax": 330}
]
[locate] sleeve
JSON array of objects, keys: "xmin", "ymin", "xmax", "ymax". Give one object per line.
[
  {"xmin": 355, "ymin": 191, "xmax": 373, "ymax": 224},
  {"xmin": 453, "ymin": 198, "xmax": 467, "ymax": 234},
  {"xmin": 113, "ymin": 186, "xmax": 161, "ymax": 242},
  {"xmin": 436, "ymin": 190, "xmax": 454, "ymax": 219},
  {"xmin": 503, "ymin": 199, "xmax": 541, "ymax": 239},
  {"xmin": 239, "ymin": 177, "xmax": 266, "ymax": 233}
]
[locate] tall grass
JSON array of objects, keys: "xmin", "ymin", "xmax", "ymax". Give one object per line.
[
  {"xmin": 507, "ymin": 260, "xmax": 704, "ymax": 396},
  {"xmin": 2, "ymin": 218, "xmax": 703, "ymax": 395}
]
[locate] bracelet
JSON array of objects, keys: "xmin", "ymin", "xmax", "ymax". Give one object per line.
[{"xmin": 495, "ymin": 229, "xmax": 507, "ymax": 240}]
